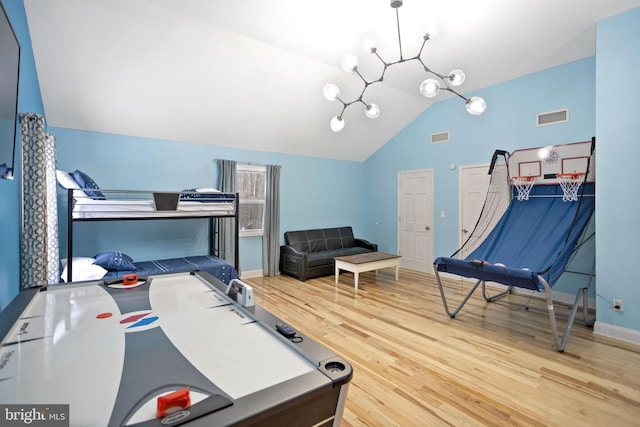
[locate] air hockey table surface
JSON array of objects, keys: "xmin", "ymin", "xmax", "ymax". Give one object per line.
[{"xmin": 0, "ymin": 271, "xmax": 352, "ymax": 426}]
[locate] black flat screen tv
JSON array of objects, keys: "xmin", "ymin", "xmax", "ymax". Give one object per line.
[{"xmin": 0, "ymin": 2, "xmax": 20, "ymax": 180}]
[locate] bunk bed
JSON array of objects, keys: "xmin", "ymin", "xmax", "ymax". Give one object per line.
[{"xmin": 62, "ymin": 186, "xmax": 240, "ymax": 285}]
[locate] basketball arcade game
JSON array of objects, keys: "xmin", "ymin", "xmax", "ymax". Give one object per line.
[
  {"xmin": 433, "ymin": 139, "xmax": 596, "ymax": 351},
  {"xmin": 0, "ymin": 271, "xmax": 352, "ymax": 426}
]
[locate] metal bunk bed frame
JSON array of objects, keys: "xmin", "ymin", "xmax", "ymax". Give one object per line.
[{"xmin": 65, "ymin": 189, "xmax": 240, "ymax": 283}]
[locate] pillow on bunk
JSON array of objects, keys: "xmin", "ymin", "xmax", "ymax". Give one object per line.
[
  {"xmin": 181, "ymin": 188, "xmax": 220, "ymax": 199},
  {"xmin": 93, "ymin": 251, "xmax": 137, "ymax": 271},
  {"xmin": 70, "ymin": 170, "xmax": 106, "ymax": 200},
  {"xmin": 56, "ymin": 169, "xmax": 89, "ymax": 196},
  {"xmin": 56, "ymin": 170, "xmax": 80, "ymax": 189},
  {"xmin": 60, "ymin": 257, "xmax": 108, "ymax": 282}
]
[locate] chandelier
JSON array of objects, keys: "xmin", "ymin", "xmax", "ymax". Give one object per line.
[{"xmin": 323, "ymin": 0, "xmax": 487, "ymax": 132}]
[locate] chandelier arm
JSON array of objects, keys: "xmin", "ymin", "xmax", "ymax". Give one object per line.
[
  {"xmin": 417, "ymin": 36, "xmax": 429, "ymax": 58},
  {"xmin": 395, "ymin": 8, "xmax": 404, "ymax": 61},
  {"xmin": 418, "ymin": 58, "xmax": 448, "ymax": 81},
  {"xmin": 353, "ymin": 68, "xmax": 369, "ymax": 85},
  {"xmin": 441, "ymin": 87, "xmax": 469, "ymax": 101},
  {"xmin": 373, "ymin": 51, "xmax": 392, "ymax": 68},
  {"xmin": 337, "ymin": 102, "xmax": 349, "ymax": 119}
]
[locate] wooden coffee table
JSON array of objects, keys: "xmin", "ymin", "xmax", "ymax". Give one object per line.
[{"xmin": 334, "ymin": 252, "xmax": 401, "ymax": 291}]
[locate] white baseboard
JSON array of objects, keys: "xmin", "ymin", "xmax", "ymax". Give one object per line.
[
  {"xmin": 593, "ymin": 322, "xmax": 640, "ymax": 346},
  {"xmin": 240, "ymin": 269, "xmax": 263, "ymax": 279}
]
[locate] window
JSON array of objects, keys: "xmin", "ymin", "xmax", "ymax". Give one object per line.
[{"xmin": 236, "ymin": 164, "xmax": 266, "ymax": 237}]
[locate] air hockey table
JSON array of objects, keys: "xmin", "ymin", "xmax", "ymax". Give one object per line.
[{"xmin": 0, "ymin": 271, "xmax": 352, "ymax": 426}]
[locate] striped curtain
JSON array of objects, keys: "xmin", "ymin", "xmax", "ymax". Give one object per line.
[{"xmin": 20, "ymin": 113, "xmax": 59, "ymax": 288}]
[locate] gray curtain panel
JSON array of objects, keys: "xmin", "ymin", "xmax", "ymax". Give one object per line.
[
  {"xmin": 20, "ymin": 113, "xmax": 59, "ymax": 289},
  {"xmin": 262, "ymin": 164, "xmax": 281, "ymax": 276},
  {"xmin": 218, "ymin": 159, "xmax": 237, "ymax": 270}
]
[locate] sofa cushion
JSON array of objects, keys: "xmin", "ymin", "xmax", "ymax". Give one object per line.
[
  {"xmin": 306, "ymin": 247, "xmax": 374, "ymax": 268},
  {"xmin": 306, "ymin": 229, "xmax": 329, "ymax": 252},
  {"xmin": 285, "ymin": 227, "xmax": 356, "ymax": 253},
  {"xmin": 327, "ymin": 227, "xmax": 356, "ymax": 250}
]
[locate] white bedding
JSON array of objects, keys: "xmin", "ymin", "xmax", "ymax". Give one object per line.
[{"xmin": 72, "ymin": 198, "xmax": 235, "ymax": 219}]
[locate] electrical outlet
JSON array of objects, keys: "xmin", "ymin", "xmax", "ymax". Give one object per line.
[{"xmin": 612, "ymin": 298, "xmax": 624, "ymax": 312}]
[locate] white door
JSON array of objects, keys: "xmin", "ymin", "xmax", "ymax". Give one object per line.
[
  {"xmin": 459, "ymin": 164, "xmax": 491, "ymax": 258},
  {"xmin": 398, "ymin": 170, "xmax": 433, "ymax": 272}
]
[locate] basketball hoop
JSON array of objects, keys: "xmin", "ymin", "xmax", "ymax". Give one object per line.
[
  {"xmin": 512, "ymin": 176, "xmax": 537, "ymax": 201},
  {"xmin": 557, "ymin": 173, "xmax": 585, "ymax": 202}
]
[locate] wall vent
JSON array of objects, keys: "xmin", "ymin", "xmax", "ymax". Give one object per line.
[
  {"xmin": 537, "ymin": 109, "xmax": 569, "ymax": 127},
  {"xmin": 431, "ymin": 131, "xmax": 450, "ymax": 144}
]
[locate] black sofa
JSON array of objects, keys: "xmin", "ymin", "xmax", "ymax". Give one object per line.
[{"xmin": 279, "ymin": 226, "xmax": 378, "ymax": 281}]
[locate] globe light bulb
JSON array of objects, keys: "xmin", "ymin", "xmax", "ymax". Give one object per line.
[
  {"xmin": 341, "ymin": 54, "xmax": 359, "ymax": 73},
  {"xmin": 362, "ymin": 38, "xmax": 377, "ymax": 54},
  {"xmin": 330, "ymin": 116, "xmax": 345, "ymax": 132},
  {"xmin": 365, "ymin": 103, "xmax": 380, "ymax": 119},
  {"xmin": 448, "ymin": 69, "xmax": 465, "ymax": 86},
  {"xmin": 419, "ymin": 78, "xmax": 440, "ymax": 98},
  {"xmin": 423, "ymin": 20, "xmax": 440, "ymax": 40},
  {"xmin": 466, "ymin": 96, "xmax": 487, "ymax": 115},
  {"xmin": 323, "ymin": 84, "xmax": 340, "ymax": 101}
]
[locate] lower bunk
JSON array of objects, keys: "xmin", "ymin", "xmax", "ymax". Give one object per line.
[{"xmin": 62, "ymin": 253, "xmax": 239, "ymax": 285}]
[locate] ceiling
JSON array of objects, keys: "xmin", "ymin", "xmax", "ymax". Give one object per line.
[{"xmin": 23, "ymin": 0, "xmax": 640, "ymax": 161}]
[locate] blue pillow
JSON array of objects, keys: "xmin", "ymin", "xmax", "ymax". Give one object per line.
[
  {"xmin": 93, "ymin": 252, "xmax": 137, "ymax": 271},
  {"xmin": 70, "ymin": 170, "xmax": 106, "ymax": 200},
  {"xmin": 180, "ymin": 188, "xmax": 207, "ymax": 200}
]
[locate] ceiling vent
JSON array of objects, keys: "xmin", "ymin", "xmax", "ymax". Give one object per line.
[
  {"xmin": 431, "ymin": 131, "xmax": 450, "ymax": 144},
  {"xmin": 537, "ymin": 109, "xmax": 569, "ymax": 127}
]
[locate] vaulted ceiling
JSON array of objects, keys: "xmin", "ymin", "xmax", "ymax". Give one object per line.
[{"xmin": 24, "ymin": 0, "xmax": 640, "ymax": 161}]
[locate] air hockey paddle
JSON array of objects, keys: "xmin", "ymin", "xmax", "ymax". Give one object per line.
[
  {"xmin": 104, "ymin": 275, "xmax": 152, "ymax": 289},
  {"xmin": 123, "ymin": 384, "xmax": 233, "ymax": 427}
]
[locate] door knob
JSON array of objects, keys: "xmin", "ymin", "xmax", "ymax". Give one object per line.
[
  {"xmin": 425, "ymin": 226, "xmax": 431, "ymax": 231},
  {"xmin": 463, "ymin": 228, "xmax": 468, "ymax": 233}
]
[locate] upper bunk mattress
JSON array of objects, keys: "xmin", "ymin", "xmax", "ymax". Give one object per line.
[
  {"xmin": 69, "ymin": 189, "xmax": 236, "ymax": 220},
  {"xmin": 72, "ymin": 198, "xmax": 235, "ymax": 219}
]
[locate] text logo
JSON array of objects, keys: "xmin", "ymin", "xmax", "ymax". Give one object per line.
[{"xmin": 1, "ymin": 405, "xmax": 69, "ymax": 426}]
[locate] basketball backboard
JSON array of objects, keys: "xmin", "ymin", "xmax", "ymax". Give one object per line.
[{"xmin": 508, "ymin": 140, "xmax": 594, "ymax": 184}]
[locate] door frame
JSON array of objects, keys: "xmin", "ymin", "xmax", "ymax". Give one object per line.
[
  {"xmin": 397, "ymin": 168, "xmax": 434, "ymax": 272},
  {"xmin": 458, "ymin": 162, "xmax": 490, "ymax": 250}
]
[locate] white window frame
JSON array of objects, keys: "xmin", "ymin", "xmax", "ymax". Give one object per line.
[{"xmin": 236, "ymin": 164, "xmax": 266, "ymax": 237}]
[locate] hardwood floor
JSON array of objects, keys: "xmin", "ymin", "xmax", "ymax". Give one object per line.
[{"xmin": 243, "ymin": 269, "xmax": 640, "ymax": 426}]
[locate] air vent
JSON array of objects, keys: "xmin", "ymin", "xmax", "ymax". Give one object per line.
[
  {"xmin": 537, "ymin": 109, "xmax": 569, "ymax": 127},
  {"xmin": 431, "ymin": 131, "xmax": 450, "ymax": 144}
]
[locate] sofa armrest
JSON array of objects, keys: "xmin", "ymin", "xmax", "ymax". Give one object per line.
[
  {"xmin": 354, "ymin": 238, "xmax": 378, "ymax": 251},
  {"xmin": 280, "ymin": 244, "xmax": 305, "ymax": 257},
  {"xmin": 279, "ymin": 245, "xmax": 310, "ymax": 281}
]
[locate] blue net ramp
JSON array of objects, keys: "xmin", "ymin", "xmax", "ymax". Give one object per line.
[{"xmin": 435, "ymin": 183, "xmax": 595, "ymax": 291}]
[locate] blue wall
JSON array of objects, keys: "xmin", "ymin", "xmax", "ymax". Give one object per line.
[
  {"xmin": 0, "ymin": 0, "xmax": 44, "ymax": 311},
  {"xmin": 595, "ymin": 7, "xmax": 640, "ymax": 332},
  {"xmin": 54, "ymin": 128, "xmax": 365, "ymax": 274}
]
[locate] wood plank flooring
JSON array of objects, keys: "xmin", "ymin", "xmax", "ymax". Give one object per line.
[{"xmin": 243, "ymin": 269, "xmax": 640, "ymax": 426}]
